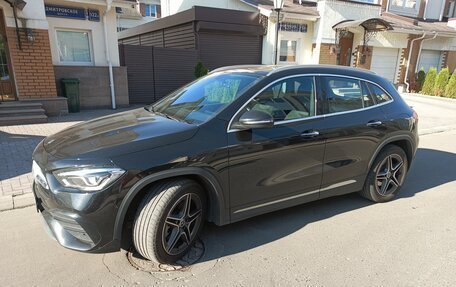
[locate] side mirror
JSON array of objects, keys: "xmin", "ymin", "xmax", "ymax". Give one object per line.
[{"xmin": 236, "ymin": 110, "xmax": 274, "ymax": 129}]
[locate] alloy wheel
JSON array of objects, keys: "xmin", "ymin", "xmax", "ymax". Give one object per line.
[
  {"xmin": 375, "ymin": 154, "xmax": 405, "ymax": 196},
  {"xmin": 162, "ymin": 193, "xmax": 203, "ymax": 256}
]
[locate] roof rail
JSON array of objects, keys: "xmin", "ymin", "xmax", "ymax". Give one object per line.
[{"xmin": 209, "ymin": 65, "xmax": 267, "ymax": 74}]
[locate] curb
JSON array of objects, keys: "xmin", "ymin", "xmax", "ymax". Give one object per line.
[
  {"xmin": 401, "ymin": 93, "xmax": 456, "ymax": 103},
  {"xmin": 0, "ymin": 193, "xmax": 35, "ymax": 212}
]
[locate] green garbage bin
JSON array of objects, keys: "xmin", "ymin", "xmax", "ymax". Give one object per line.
[{"xmin": 61, "ymin": 78, "xmax": 80, "ymax": 113}]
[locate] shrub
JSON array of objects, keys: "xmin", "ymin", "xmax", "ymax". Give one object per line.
[
  {"xmin": 194, "ymin": 62, "xmax": 209, "ymax": 78},
  {"xmin": 415, "ymin": 68, "xmax": 426, "ymax": 92},
  {"xmin": 445, "ymin": 70, "xmax": 456, "ymax": 99},
  {"xmin": 421, "ymin": 67, "xmax": 437, "ymax": 95},
  {"xmin": 433, "ymin": 67, "xmax": 450, "ymax": 97}
]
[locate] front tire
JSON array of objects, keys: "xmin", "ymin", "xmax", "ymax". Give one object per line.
[
  {"xmin": 360, "ymin": 145, "xmax": 408, "ymax": 203},
  {"xmin": 133, "ymin": 179, "xmax": 206, "ymax": 263}
]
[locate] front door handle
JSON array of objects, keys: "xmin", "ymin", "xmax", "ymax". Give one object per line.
[
  {"xmin": 366, "ymin": 120, "xmax": 383, "ymax": 127},
  {"xmin": 301, "ymin": 131, "xmax": 320, "ymax": 138}
]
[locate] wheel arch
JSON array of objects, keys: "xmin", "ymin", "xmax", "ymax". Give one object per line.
[
  {"xmin": 368, "ymin": 134, "xmax": 416, "ymax": 171},
  {"xmin": 113, "ymin": 167, "xmax": 229, "ymax": 242}
]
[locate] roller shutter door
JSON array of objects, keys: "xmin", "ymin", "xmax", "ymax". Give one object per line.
[
  {"xmin": 417, "ymin": 50, "xmax": 442, "ymax": 72},
  {"xmin": 370, "ymin": 47, "xmax": 400, "ymax": 83}
]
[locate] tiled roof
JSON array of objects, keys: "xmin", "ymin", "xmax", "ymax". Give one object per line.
[{"xmin": 381, "ymin": 13, "xmax": 456, "ymax": 35}]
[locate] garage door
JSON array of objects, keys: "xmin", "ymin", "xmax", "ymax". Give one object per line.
[
  {"xmin": 370, "ymin": 47, "xmax": 400, "ymax": 83},
  {"xmin": 418, "ymin": 50, "xmax": 442, "ymax": 72}
]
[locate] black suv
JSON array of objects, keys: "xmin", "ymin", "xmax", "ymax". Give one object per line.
[{"xmin": 32, "ymin": 65, "xmax": 418, "ymax": 263}]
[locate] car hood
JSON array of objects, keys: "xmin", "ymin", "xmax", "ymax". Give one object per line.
[{"xmin": 43, "ymin": 108, "xmax": 198, "ymax": 159}]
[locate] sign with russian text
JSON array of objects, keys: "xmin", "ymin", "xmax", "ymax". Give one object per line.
[
  {"xmin": 88, "ymin": 9, "xmax": 100, "ymax": 22},
  {"xmin": 45, "ymin": 5, "xmax": 86, "ymax": 20},
  {"xmin": 280, "ymin": 22, "xmax": 308, "ymax": 33}
]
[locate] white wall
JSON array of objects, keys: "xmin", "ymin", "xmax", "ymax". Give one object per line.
[
  {"xmin": 46, "ymin": 1, "xmax": 120, "ymax": 67},
  {"xmin": 421, "ymin": 36, "xmax": 456, "ymax": 51},
  {"xmin": 262, "ymin": 17, "xmax": 314, "ymax": 65},
  {"xmin": 160, "ymin": 0, "xmax": 256, "ymax": 17},
  {"xmin": 357, "ymin": 31, "xmax": 409, "ymax": 48},
  {"xmin": 0, "ymin": 0, "xmax": 48, "ymax": 29}
]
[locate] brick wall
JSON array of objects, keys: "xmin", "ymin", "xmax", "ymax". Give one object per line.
[
  {"xmin": 353, "ymin": 45, "xmax": 372, "ymax": 70},
  {"xmin": 318, "ymin": 43, "xmax": 337, "ymax": 65},
  {"xmin": 6, "ymin": 28, "xmax": 57, "ymax": 99}
]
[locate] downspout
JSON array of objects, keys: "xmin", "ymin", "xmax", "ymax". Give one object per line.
[
  {"xmin": 405, "ymin": 33, "xmax": 426, "ymax": 92},
  {"xmin": 103, "ymin": 0, "xmax": 116, "ymax": 109},
  {"xmin": 415, "ymin": 32, "xmax": 438, "ymax": 73}
]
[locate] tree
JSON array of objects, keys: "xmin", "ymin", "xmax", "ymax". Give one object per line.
[
  {"xmin": 445, "ymin": 70, "xmax": 456, "ymax": 98},
  {"xmin": 415, "ymin": 68, "xmax": 426, "ymax": 92},
  {"xmin": 194, "ymin": 62, "xmax": 209, "ymax": 78},
  {"xmin": 421, "ymin": 67, "xmax": 437, "ymax": 95},
  {"xmin": 433, "ymin": 67, "xmax": 450, "ymax": 97}
]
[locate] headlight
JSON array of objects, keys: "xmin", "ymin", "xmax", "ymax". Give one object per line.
[
  {"xmin": 53, "ymin": 167, "xmax": 125, "ymax": 192},
  {"xmin": 32, "ymin": 161, "xmax": 49, "ymax": 189}
]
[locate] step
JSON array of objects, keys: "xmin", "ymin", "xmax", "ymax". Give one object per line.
[
  {"xmin": 0, "ymin": 108, "xmax": 46, "ymax": 118},
  {"xmin": 0, "ymin": 102, "xmax": 43, "ymax": 110},
  {"xmin": 0, "ymin": 114, "xmax": 48, "ymax": 126}
]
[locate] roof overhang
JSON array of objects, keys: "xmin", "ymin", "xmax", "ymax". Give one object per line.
[{"xmin": 332, "ymin": 18, "xmax": 393, "ymax": 32}]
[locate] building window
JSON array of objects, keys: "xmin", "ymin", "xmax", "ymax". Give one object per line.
[
  {"xmin": 145, "ymin": 4, "xmax": 157, "ymax": 17},
  {"xmin": 389, "ymin": 0, "xmax": 420, "ymax": 15},
  {"xmin": 56, "ymin": 30, "xmax": 92, "ymax": 64},
  {"xmin": 279, "ymin": 40, "xmax": 297, "ymax": 63}
]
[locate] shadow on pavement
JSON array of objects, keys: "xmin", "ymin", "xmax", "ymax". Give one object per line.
[{"xmin": 198, "ymin": 147, "xmax": 456, "ymax": 262}]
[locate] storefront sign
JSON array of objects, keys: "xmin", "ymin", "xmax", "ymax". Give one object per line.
[
  {"xmin": 280, "ymin": 22, "xmax": 308, "ymax": 33},
  {"xmin": 45, "ymin": 5, "xmax": 86, "ymax": 20},
  {"xmin": 88, "ymin": 9, "xmax": 100, "ymax": 22}
]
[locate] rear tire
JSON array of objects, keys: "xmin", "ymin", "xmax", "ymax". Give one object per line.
[
  {"xmin": 133, "ymin": 179, "xmax": 206, "ymax": 263},
  {"xmin": 360, "ymin": 145, "xmax": 408, "ymax": 203}
]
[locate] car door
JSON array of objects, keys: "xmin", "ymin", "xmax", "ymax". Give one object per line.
[
  {"xmin": 227, "ymin": 76, "xmax": 326, "ymax": 221},
  {"xmin": 316, "ymin": 75, "xmax": 390, "ymax": 198}
]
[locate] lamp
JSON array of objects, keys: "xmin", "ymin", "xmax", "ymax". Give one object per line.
[{"xmin": 273, "ymin": 0, "xmax": 284, "ymax": 65}]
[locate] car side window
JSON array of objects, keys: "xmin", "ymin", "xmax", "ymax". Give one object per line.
[
  {"xmin": 367, "ymin": 83, "xmax": 393, "ymax": 104},
  {"xmin": 321, "ymin": 76, "xmax": 368, "ymax": 113},
  {"xmin": 245, "ymin": 76, "xmax": 316, "ymax": 122}
]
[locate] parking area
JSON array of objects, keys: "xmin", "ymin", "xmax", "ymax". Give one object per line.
[{"xmin": 0, "ymin": 95, "xmax": 455, "ymax": 286}]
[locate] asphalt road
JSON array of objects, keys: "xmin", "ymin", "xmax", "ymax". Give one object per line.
[{"xmin": 0, "ymin": 95, "xmax": 455, "ymax": 287}]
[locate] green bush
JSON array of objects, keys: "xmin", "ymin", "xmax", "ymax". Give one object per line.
[
  {"xmin": 421, "ymin": 67, "xmax": 437, "ymax": 95},
  {"xmin": 445, "ymin": 70, "xmax": 456, "ymax": 98},
  {"xmin": 194, "ymin": 62, "xmax": 209, "ymax": 78},
  {"xmin": 415, "ymin": 68, "xmax": 426, "ymax": 92},
  {"xmin": 433, "ymin": 67, "xmax": 450, "ymax": 97}
]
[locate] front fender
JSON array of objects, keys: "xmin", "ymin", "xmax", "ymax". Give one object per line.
[{"xmin": 113, "ymin": 167, "xmax": 229, "ymax": 242}]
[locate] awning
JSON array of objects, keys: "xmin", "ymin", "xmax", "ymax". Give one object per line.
[{"xmin": 332, "ymin": 18, "xmax": 393, "ymax": 32}]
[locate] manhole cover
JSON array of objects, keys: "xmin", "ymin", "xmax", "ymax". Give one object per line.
[{"xmin": 127, "ymin": 239, "xmax": 205, "ymax": 273}]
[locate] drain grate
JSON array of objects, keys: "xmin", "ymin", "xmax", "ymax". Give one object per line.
[{"xmin": 127, "ymin": 239, "xmax": 205, "ymax": 272}]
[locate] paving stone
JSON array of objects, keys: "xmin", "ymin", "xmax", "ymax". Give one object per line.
[
  {"xmin": 13, "ymin": 193, "xmax": 35, "ymax": 209},
  {"xmin": 0, "ymin": 195, "xmax": 13, "ymax": 211}
]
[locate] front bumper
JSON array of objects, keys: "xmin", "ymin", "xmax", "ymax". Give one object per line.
[{"xmin": 33, "ymin": 180, "xmax": 121, "ymax": 253}]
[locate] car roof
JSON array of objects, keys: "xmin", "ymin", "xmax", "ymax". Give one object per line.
[{"xmin": 210, "ymin": 64, "xmax": 378, "ymax": 78}]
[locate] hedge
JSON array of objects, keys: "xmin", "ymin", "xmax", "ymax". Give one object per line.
[
  {"xmin": 433, "ymin": 67, "xmax": 450, "ymax": 97},
  {"xmin": 421, "ymin": 67, "xmax": 437, "ymax": 95},
  {"xmin": 415, "ymin": 68, "xmax": 426, "ymax": 92},
  {"xmin": 445, "ymin": 71, "xmax": 456, "ymax": 98}
]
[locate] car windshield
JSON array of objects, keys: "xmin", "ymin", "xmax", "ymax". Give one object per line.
[{"xmin": 151, "ymin": 72, "xmax": 263, "ymax": 124}]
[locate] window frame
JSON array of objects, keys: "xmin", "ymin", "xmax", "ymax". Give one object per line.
[
  {"xmin": 144, "ymin": 4, "xmax": 157, "ymax": 17},
  {"xmin": 278, "ymin": 39, "xmax": 299, "ymax": 65},
  {"xmin": 388, "ymin": 0, "xmax": 420, "ymax": 17},
  {"xmin": 55, "ymin": 28, "xmax": 94, "ymax": 66},
  {"xmin": 227, "ymin": 74, "xmax": 394, "ymax": 133}
]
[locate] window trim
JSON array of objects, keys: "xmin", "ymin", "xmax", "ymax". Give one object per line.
[
  {"xmin": 227, "ymin": 74, "xmax": 394, "ymax": 133},
  {"xmin": 55, "ymin": 28, "xmax": 94, "ymax": 66},
  {"xmin": 278, "ymin": 39, "xmax": 299, "ymax": 64},
  {"xmin": 144, "ymin": 4, "xmax": 157, "ymax": 18},
  {"xmin": 388, "ymin": 0, "xmax": 420, "ymax": 17}
]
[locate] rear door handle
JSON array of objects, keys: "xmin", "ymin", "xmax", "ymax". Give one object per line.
[
  {"xmin": 301, "ymin": 131, "xmax": 320, "ymax": 138},
  {"xmin": 366, "ymin": 121, "xmax": 383, "ymax": 127}
]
